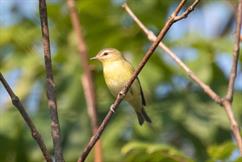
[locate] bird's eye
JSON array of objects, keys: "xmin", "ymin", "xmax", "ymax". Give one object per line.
[{"xmin": 103, "ymin": 52, "xmax": 108, "ymax": 56}]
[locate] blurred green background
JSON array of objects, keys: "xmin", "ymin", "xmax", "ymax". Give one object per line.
[{"xmin": 0, "ymin": 0, "xmax": 242, "ymax": 162}]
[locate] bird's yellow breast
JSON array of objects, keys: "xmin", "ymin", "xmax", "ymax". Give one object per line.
[{"xmin": 103, "ymin": 59, "xmax": 134, "ymax": 96}]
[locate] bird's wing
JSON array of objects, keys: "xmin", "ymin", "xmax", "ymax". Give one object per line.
[
  {"xmin": 123, "ymin": 59, "xmax": 146, "ymax": 106},
  {"xmin": 137, "ymin": 78, "xmax": 146, "ymax": 106}
]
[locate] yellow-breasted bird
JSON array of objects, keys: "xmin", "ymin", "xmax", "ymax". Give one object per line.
[{"xmin": 91, "ymin": 48, "xmax": 152, "ymax": 125}]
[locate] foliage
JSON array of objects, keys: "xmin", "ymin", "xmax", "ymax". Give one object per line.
[{"xmin": 121, "ymin": 142, "xmax": 194, "ymax": 162}]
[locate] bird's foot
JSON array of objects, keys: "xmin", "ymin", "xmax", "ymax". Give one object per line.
[{"xmin": 110, "ymin": 105, "xmax": 115, "ymax": 113}]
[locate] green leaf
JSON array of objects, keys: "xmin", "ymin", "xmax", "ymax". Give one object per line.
[
  {"xmin": 207, "ymin": 141, "xmax": 235, "ymax": 161},
  {"xmin": 122, "ymin": 142, "xmax": 194, "ymax": 162}
]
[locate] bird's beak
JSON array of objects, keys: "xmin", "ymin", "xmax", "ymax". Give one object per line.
[{"xmin": 90, "ymin": 56, "xmax": 98, "ymax": 60}]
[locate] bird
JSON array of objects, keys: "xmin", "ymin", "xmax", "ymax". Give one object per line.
[{"xmin": 91, "ymin": 48, "xmax": 152, "ymax": 125}]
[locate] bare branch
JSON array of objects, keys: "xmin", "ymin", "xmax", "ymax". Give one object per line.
[
  {"xmin": 224, "ymin": 0, "xmax": 242, "ymax": 155},
  {"xmin": 122, "ymin": 1, "xmax": 222, "ymax": 105},
  {"xmin": 0, "ymin": 73, "xmax": 52, "ymax": 162},
  {"xmin": 81, "ymin": 76, "xmax": 103, "ymax": 162},
  {"xmin": 124, "ymin": 0, "xmax": 242, "ymax": 155},
  {"xmin": 77, "ymin": 1, "xmax": 199, "ymax": 162},
  {"xmin": 226, "ymin": 0, "xmax": 242, "ymax": 101},
  {"xmin": 66, "ymin": 0, "xmax": 103, "ymax": 162},
  {"xmin": 222, "ymin": 100, "xmax": 242, "ymax": 154},
  {"xmin": 172, "ymin": 0, "xmax": 187, "ymax": 17},
  {"xmin": 174, "ymin": 0, "xmax": 200, "ymax": 22},
  {"xmin": 38, "ymin": 0, "xmax": 64, "ymax": 161}
]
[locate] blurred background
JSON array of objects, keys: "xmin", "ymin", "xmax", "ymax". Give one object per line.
[{"xmin": 0, "ymin": 0, "xmax": 242, "ymax": 162}]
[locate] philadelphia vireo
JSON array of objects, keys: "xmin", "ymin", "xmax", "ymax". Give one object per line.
[{"xmin": 91, "ymin": 48, "xmax": 152, "ymax": 125}]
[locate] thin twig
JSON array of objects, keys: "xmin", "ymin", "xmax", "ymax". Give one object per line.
[
  {"xmin": 222, "ymin": 100, "xmax": 242, "ymax": 154},
  {"xmin": 224, "ymin": 0, "xmax": 242, "ymax": 154},
  {"xmin": 226, "ymin": 0, "xmax": 242, "ymax": 101},
  {"xmin": 39, "ymin": 0, "xmax": 64, "ymax": 161},
  {"xmin": 123, "ymin": 0, "xmax": 242, "ymax": 155},
  {"xmin": 0, "ymin": 72, "xmax": 52, "ymax": 162},
  {"xmin": 66, "ymin": 0, "xmax": 103, "ymax": 161},
  {"xmin": 174, "ymin": 0, "xmax": 200, "ymax": 22},
  {"xmin": 78, "ymin": 1, "xmax": 198, "ymax": 161},
  {"xmin": 122, "ymin": 1, "xmax": 222, "ymax": 105},
  {"xmin": 172, "ymin": 0, "xmax": 187, "ymax": 17}
]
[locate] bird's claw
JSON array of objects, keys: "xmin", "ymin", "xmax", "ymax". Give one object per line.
[{"xmin": 110, "ymin": 105, "xmax": 115, "ymax": 113}]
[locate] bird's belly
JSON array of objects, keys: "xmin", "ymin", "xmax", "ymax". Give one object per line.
[
  {"xmin": 103, "ymin": 62, "xmax": 132, "ymax": 96},
  {"xmin": 105, "ymin": 75, "xmax": 127, "ymax": 96},
  {"xmin": 103, "ymin": 60, "xmax": 142, "ymax": 110},
  {"xmin": 104, "ymin": 73, "xmax": 141, "ymax": 104}
]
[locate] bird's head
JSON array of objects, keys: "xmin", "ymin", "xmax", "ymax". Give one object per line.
[{"xmin": 90, "ymin": 48, "xmax": 123, "ymax": 63}]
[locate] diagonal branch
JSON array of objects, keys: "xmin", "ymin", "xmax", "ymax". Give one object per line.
[
  {"xmin": 78, "ymin": 1, "xmax": 199, "ymax": 162},
  {"xmin": 222, "ymin": 100, "xmax": 242, "ymax": 154},
  {"xmin": 224, "ymin": 0, "xmax": 242, "ymax": 155},
  {"xmin": 226, "ymin": 0, "xmax": 242, "ymax": 101},
  {"xmin": 174, "ymin": 0, "xmax": 200, "ymax": 22},
  {"xmin": 0, "ymin": 72, "xmax": 52, "ymax": 162},
  {"xmin": 39, "ymin": 0, "xmax": 64, "ymax": 161},
  {"xmin": 66, "ymin": 0, "xmax": 103, "ymax": 162},
  {"xmin": 123, "ymin": 0, "xmax": 242, "ymax": 155},
  {"xmin": 122, "ymin": 1, "xmax": 222, "ymax": 105}
]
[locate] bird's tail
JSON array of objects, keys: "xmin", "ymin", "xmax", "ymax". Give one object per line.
[{"xmin": 136, "ymin": 108, "xmax": 152, "ymax": 125}]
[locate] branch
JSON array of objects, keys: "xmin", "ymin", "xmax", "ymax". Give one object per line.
[
  {"xmin": 224, "ymin": 0, "xmax": 242, "ymax": 155},
  {"xmin": 38, "ymin": 0, "xmax": 64, "ymax": 161},
  {"xmin": 123, "ymin": 0, "xmax": 242, "ymax": 155},
  {"xmin": 222, "ymin": 100, "xmax": 242, "ymax": 154},
  {"xmin": 122, "ymin": 1, "xmax": 222, "ymax": 105},
  {"xmin": 78, "ymin": 1, "xmax": 199, "ymax": 162},
  {"xmin": 173, "ymin": 0, "xmax": 200, "ymax": 22},
  {"xmin": 66, "ymin": 0, "xmax": 103, "ymax": 162},
  {"xmin": 82, "ymin": 76, "xmax": 103, "ymax": 162},
  {"xmin": 226, "ymin": 0, "xmax": 242, "ymax": 101},
  {"xmin": 0, "ymin": 73, "xmax": 52, "ymax": 162}
]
